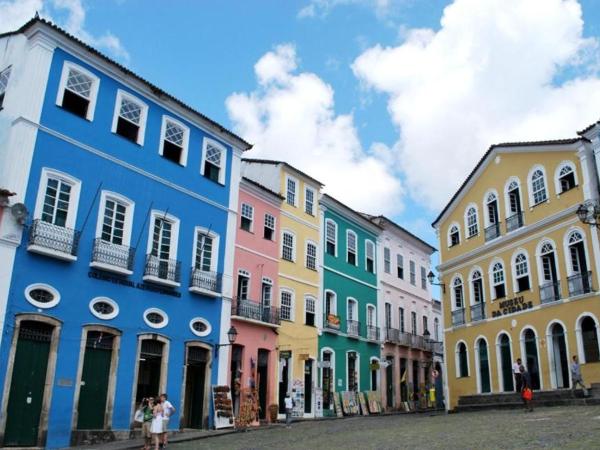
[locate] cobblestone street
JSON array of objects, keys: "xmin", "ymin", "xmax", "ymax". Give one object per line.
[{"xmin": 171, "ymin": 406, "xmax": 600, "ymax": 450}]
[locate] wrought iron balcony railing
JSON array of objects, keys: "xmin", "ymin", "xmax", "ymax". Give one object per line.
[
  {"xmin": 91, "ymin": 238, "xmax": 135, "ymax": 272},
  {"xmin": 144, "ymin": 254, "xmax": 181, "ymax": 285},
  {"xmin": 28, "ymin": 219, "xmax": 80, "ymax": 259},
  {"xmin": 484, "ymin": 222, "xmax": 501, "ymax": 242},
  {"xmin": 411, "ymin": 334, "xmax": 425, "ymax": 349},
  {"xmin": 385, "ymin": 327, "xmax": 399, "ymax": 343},
  {"xmin": 540, "ymin": 280, "xmax": 561, "ymax": 304},
  {"xmin": 232, "ymin": 297, "xmax": 280, "ymax": 325},
  {"xmin": 398, "ymin": 331, "xmax": 412, "ymax": 347},
  {"xmin": 470, "ymin": 302, "xmax": 485, "ymax": 322},
  {"xmin": 567, "ymin": 271, "xmax": 593, "ymax": 297},
  {"xmin": 366, "ymin": 325, "xmax": 380, "ymax": 341},
  {"xmin": 324, "ymin": 313, "xmax": 341, "ymax": 331},
  {"xmin": 347, "ymin": 320, "xmax": 360, "ymax": 338},
  {"xmin": 452, "ymin": 308, "xmax": 465, "ymax": 326},
  {"xmin": 506, "ymin": 212, "xmax": 524, "ymax": 233},
  {"xmin": 189, "ymin": 268, "xmax": 222, "ymax": 296}
]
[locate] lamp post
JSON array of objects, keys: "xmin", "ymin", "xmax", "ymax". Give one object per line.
[
  {"xmin": 215, "ymin": 325, "xmax": 238, "ymax": 355},
  {"xmin": 427, "ymin": 271, "xmax": 446, "ymax": 293},
  {"xmin": 577, "ymin": 200, "xmax": 600, "ymax": 227}
]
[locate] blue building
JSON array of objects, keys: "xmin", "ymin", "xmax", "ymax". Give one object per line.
[{"xmin": 0, "ymin": 18, "xmax": 250, "ymax": 448}]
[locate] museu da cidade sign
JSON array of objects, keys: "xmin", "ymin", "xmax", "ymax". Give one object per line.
[{"xmin": 490, "ymin": 295, "xmax": 534, "ymax": 318}]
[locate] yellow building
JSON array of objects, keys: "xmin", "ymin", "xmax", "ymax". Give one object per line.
[
  {"xmin": 432, "ymin": 132, "xmax": 600, "ymax": 410},
  {"xmin": 242, "ymin": 159, "xmax": 323, "ymax": 417}
]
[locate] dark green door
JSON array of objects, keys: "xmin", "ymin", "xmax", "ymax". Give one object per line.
[
  {"xmin": 257, "ymin": 350, "xmax": 269, "ymax": 420},
  {"xmin": 4, "ymin": 321, "xmax": 53, "ymax": 447},
  {"xmin": 524, "ymin": 329, "xmax": 541, "ymax": 390},
  {"xmin": 478, "ymin": 340, "xmax": 491, "ymax": 393},
  {"xmin": 499, "ymin": 334, "xmax": 514, "ymax": 391},
  {"xmin": 77, "ymin": 332, "xmax": 114, "ymax": 429},
  {"xmin": 184, "ymin": 347, "xmax": 208, "ymax": 429}
]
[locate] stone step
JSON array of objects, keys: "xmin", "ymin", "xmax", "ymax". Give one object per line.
[
  {"xmin": 454, "ymin": 396, "xmax": 600, "ymax": 413},
  {"xmin": 458, "ymin": 389, "xmax": 589, "ymax": 406}
]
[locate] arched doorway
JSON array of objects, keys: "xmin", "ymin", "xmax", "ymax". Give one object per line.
[
  {"xmin": 523, "ymin": 329, "xmax": 541, "ymax": 390},
  {"xmin": 385, "ymin": 356, "xmax": 394, "ymax": 408},
  {"xmin": 477, "ymin": 339, "xmax": 491, "ymax": 393},
  {"xmin": 498, "ymin": 333, "xmax": 514, "ymax": 392},
  {"xmin": 550, "ymin": 323, "xmax": 570, "ymax": 388}
]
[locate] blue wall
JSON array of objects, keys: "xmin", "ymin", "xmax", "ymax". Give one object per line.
[{"xmin": 0, "ymin": 49, "xmax": 236, "ymax": 449}]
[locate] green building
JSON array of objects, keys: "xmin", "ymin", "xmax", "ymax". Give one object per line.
[{"xmin": 319, "ymin": 195, "xmax": 382, "ymax": 415}]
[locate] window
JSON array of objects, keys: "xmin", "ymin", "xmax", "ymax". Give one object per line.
[
  {"xmin": 434, "ymin": 318, "xmax": 439, "ymax": 341},
  {"xmin": 306, "ymin": 241, "xmax": 317, "ymax": 270},
  {"xmin": 514, "ymin": 253, "xmax": 530, "ymax": 292},
  {"xmin": 365, "ymin": 241, "xmax": 375, "ymax": 273},
  {"xmin": 261, "ymin": 278, "xmax": 273, "ymax": 308},
  {"xmin": 112, "ymin": 90, "xmax": 148, "ymax": 145},
  {"xmin": 384, "ymin": 247, "xmax": 391, "ymax": 273},
  {"xmin": 325, "ymin": 219, "xmax": 337, "ymax": 256},
  {"xmin": 305, "ymin": 296, "xmax": 316, "ymax": 326},
  {"xmin": 35, "ymin": 169, "xmax": 81, "ymax": 229},
  {"xmin": 346, "ymin": 230, "xmax": 357, "ymax": 265},
  {"xmin": 96, "ymin": 192, "xmax": 133, "ymax": 247},
  {"xmin": 557, "ymin": 164, "xmax": 577, "ymax": 193},
  {"xmin": 411, "ymin": 311, "xmax": 417, "ymax": 335},
  {"xmin": 264, "ymin": 213, "xmax": 275, "ymax": 240},
  {"xmin": 420, "ymin": 266, "xmax": 427, "ymax": 289},
  {"xmin": 0, "ymin": 66, "xmax": 12, "ymax": 109},
  {"xmin": 485, "ymin": 192, "xmax": 499, "ymax": 226},
  {"xmin": 385, "ymin": 303, "xmax": 392, "ymax": 329},
  {"xmin": 286, "ymin": 176, "xmax": 297, "ymax": 206},
  {"xmin": 422, "ymin": 316, "xmax": 428, "ymax": 334},
  {"xmin": 89, "ymin": 297, "xmax": 119, "ymax": 320},
  {"xmin": 25, "ymin": 283, "xmax": 61, "ymax": 309},
  {"xmin": 466, "ymin": 207, "xmax": 478, "ymax": 237},
  {"xmin": 281, "ymin": 290, "xmax": 293, "ymax": 321},
  {"xmin": 325, "ymin": 290, "xmax": 337, "ymax": 316},
  {"xmin": 492, "ymin": 262, "xmax": 506, "ymax": 299},
  {"xmin": 457, "ymin": 342, "xmax": 469, "ymax": 377},
  {"xmin": 200, "ymin": 138, "xmax": 227, "ymax": 184},
  {"xmin": 399, "ymin": 307, "xmax": 405, "ymax": 332},
  {"xmin": 194, "ymin": 228, "xmax": 218, "ymax": 272},
  {"xmin": 471, "ymin": 270, "xmax": 484, "ymax": 304},
  {"xmin": 507, "ymin": 180, "xmax": 522, "ymax": 215},
  {"xmin": 453, "ymin": 277, "xmax": 464, "ymax": 309},
  {"xmin": 367, "ymin": 305, "xmax": 376, "ymax": 327},
  {"xmin": 282, "ymin": 231, "xmax": 295, "ymax": 261},
  {"xmin": 240, "ymin": 203, "xmax": 253, "ymax": 232},
  {"xmin": 397, "ymin": 254, "xmax": 404, "ymax": 279},
  {"xmin": 56, "ymin": 62, "xmax": 99, "ymax": 120},
  {"xmin": 160, "ymin": 117, "xmax": 189, "ymax": 165},
  {"xmin": 409, "ymin": 260, "xmax": 416, "ymax": 285},
  {"xmin": 531, "ymin": 168, "xmax": 547, "ymax": 205},
  {"xmin": 143, "ymin": 308, "xmax": 168, "ymax": 329},
  {"xmin": 150, "ymin": 215, "xmax": 175, "ymax": 261},
  {"xmin": 347, "ymin": 299, "xmax": 358, "ymax": 321},
  {"xmin": 449, "ymin": 224, "xmax": 460, "ymax": 247},
  {"xmin": 305, "ymin": 187, "xmax": 315, "ymax": 215},
  {"xmin": 581, "ymin": 316, "xmax": 600, "ymax": 363},
  {"xmin": 237, "ymin": 270, "xmax": 250, "ymax": 300},
  {"xmin": 189, "ymin": 317, "xmax": 212, "ymax": 337}
]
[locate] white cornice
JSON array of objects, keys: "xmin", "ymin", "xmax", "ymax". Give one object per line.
[
  {"xmin": 235, "ymin": 244, "xmax": 279, "ymax": 263},
  {"xmin": 280, "ymin": 209, "xmax": 320, "ymax": 231},
  {"xmin": 323, "ymin": 265, "xmax": 378, "ymax": 290},
  {"xmin": 278, "ymin": 272, "xmax": 320, "ymax": 289}
]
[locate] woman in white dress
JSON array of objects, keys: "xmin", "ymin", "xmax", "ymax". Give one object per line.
[{"xmin": 151, "ymin": 398, "xmax": 164, "ymax": 450}]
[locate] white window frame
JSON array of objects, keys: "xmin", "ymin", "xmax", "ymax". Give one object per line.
[
  {"xmin": 89, "ymin": 296, "xmax": 120, "ymax": 320},
  {"xmin": 237, "ymin": 269, "xmax": 251, "ymax": 300},
  {"xmin": 511, "ymin": 249, "xmax": 531, "ymax": 293},
  {"xmin": 575, "ymin": 312, "xmax": 600, "ymax": 364},
  {"xmin": 409, "ymin": 260, "xmax": 416, "ymax": 285},
  {"xmin": 305, "ymin": 240, "xmax": 318, "ymax": 270},
  {"xmin": 285, "ymin": 174, "xmax": 299, "ymax": 207},
  {"xmin": 0, "ymin": 65, "xmax": 12, "ymax": 108},
  {"xmin": 365, "ymin": 240, "xmax": 376, "ymax": 274},
  {"xmin": 455, "ymin": 340, "xmax": 470, "ymax": 378},
  {"xmin": 281, "ymin": 229, "xmax": 296, "ymax": 262},
  {"xmin": 189, "ymin": 317, "xmax": 212, "ymax": 337},
  {"xmin": 158, "ymin": 115, "xmax": 190, "ymax": 166},
  {"xmin": 489, "ymin": 259, "xmax": 507, "ymax": 301},
  {"xmin": 304, "ymin": 185, "xmax": 316, "ymax": 216},
  {"xmin": 24, "ymin": 283, "xmax": 61, "ymax": 309},
  {"xmin": 305, "ymin": 295, "xmax": 316, "ymax": 325},
  {"xmin": 448, "ymin": 222, "xmax": 461, "ymax": 247},
  {"xmin": 554, "ymin": 161, "xmax": 578, "ymax": 195},
  {"xmin": 346, "ymin": 230, "xmax": 358, "ymax": 266},
  {"xmin": 56, "ymin": 61, "xmax": 100, "ymax": 121},
  {"xmin": 325, "ymin": 219, "xmax": 338, "ymax": 256},
  {"xmin": 200, "ymin": 137, "xmax": 228, "ymax": 185},
  {"xmin": 347, "ymin": 297, "xmax": 358, "ymax": 321},
  {"xmin": 34, "ymin": 167, "xmax": 82, "ymax": 229},
  {"xmin": 111, "ymin": 89, "xmax": 149, "ymax": 146},
  {"xmin": 483, "ymin": 189, "xmax": 499, "ymax": 228},
  {"xmin": 464, "ymin": 204, "xmax": 479, "ymax": 238},
  {"xmin": 366, "ymin": 304, "xmax": 376, "ymax": 327},
  {"xmin": 469, "ymin": 267, "xmax": 485, "ymax": 306},
  {"xmin": 146, "ymin": 210, "xmax": 180, "ymax": 260},
  {"xmin": 504, "ymin": 177, "xmax": 524, "ymax": 218},
  {"xmin": 383, "ymin": 247, "xmax": 391, "ymax": 273},
  {"xmin": 264, "ymin": 213, "xmax": 276, "ymax": 241},
  {"xmin": 324, "ymin": 289, "xmax": 337, "ymax": 316},
  {"xmin": 240, "ymin": 202, "xmax": 254, "ymax": 232},
  {"xmin": 192, "ymin": 226, "xmax": 220, "ymax": 272},
  {"xmin": 94, "ymin": 191, "xmax": 135, "ymax": 246},
  {"xmin": 528, "ymin": 165, "xmax": 548, "ymax": 207},
  {"xmin": 451, "ymin": 275, "xmax": 464, "ymax": 311},
  {"xmin": 280, "ymin": 288, "xmax": 295, "ymax": 321},
  {"xmin": 143, "ymin": 307, "xmax": 169, "ymax": 329}
]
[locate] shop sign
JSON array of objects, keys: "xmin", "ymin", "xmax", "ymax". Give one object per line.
[
  {"xmin": 299, "ymin": 353, "xmax": 310, "ymax": 360},
  {"xmin": 369, "ymin": 362, "xmax": 380, "ymax": 370},
  {"xmin": 318, "ymin": 360, "xmax": 331, "ymax": 368},
  {"xmin": 280, "ymin": 350, "xmax": 291, "ymax": 359},
  {"xmin": 491, "ymin": 295, "xmax": 534, "ymax": 318}
]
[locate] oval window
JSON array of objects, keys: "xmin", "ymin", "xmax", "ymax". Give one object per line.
[
  {"xmin": 89, "ymin": 297, "xmax": 119, "ymax": 320},
  {"xmin": 189, "ymin": 317, "xmax": 211, "ymax": 337},
  {"xmin": 25, "ymin": 283, "xmax": 61, "ymax": 309},
  {"xmin": 144, "ymin": 308, "xmax": 168, "ymax": 329}
]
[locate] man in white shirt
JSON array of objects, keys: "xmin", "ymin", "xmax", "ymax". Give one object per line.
[
  {"xmin": 160, "ymin": 393, "xmax": 175, "ymax": 448},
  {"xmin": 513, "ymin": 358, "xmax": 523, "ymax": 392},
  {"xmin": 284, "ymin": 392, "xmax": 294, "ymax": 428}
]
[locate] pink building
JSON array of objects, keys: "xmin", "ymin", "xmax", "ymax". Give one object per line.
[{"xmin": 230, "ymin": 177, "xmax": 282, "ymax": 423}]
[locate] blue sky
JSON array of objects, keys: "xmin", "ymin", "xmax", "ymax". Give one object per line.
[{"xmin": 5, "ymin": 0, "xmax": 600, "ymax": 258}]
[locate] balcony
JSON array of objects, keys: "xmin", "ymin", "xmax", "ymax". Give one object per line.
[
  {"xmin": 506, "ymin": 212, "xmax": 524, "ymax": 233},
  {"xmin": 189, "ymin": 268, "xmax": 222, "ymax": 297},
  {"xmin": 484, "ymin": 222, "xmax": 501, "ymax": 242},
  {"xmin": 27, "ymin": 219, "xmax": 80, "ymax": 261},
  {"xmin": 90, "ymin": 238, "xmax": 135, "ymax": 275},
  {"xmin": 384, "ymin": 327, "xmax": 399, "ymax": 343},
  {"xmin": 347, "ymin": 320, "xmax": 360, "ymax": 338},
  {"xmin": 411, "ymin": 334, "xmax": 425, "ymax": 349},
  {"xmin": 567, "ymin": 271, "xmax": 593, "ymax": 297},
  {"xmin": 231, "ymin": 297, "xmax": 280, "ymax": 327},
  {"xmin": 452, "ymin": 308, "xmax": 465, "ymax": 326},
  {"xmin": 143, "ymin": 254, "xmax": 181, "ymax": 287},
  {"xmin": 324, "ymin": 313, "xmax": 341, "ymax": 331},
  {"xmin": 366, "ymin": 325, "xmax": 380, "ymax": 341},
  {"xmin": 470, "ymin": 302, "xmax": 485, "ymax": 322},
  {"xmin": 540, "ymin": 280, "xmax": 561, "ymax": 304},
  {"xmin": 398, "ymin": 331, "xmax": 412, "ymax": 347},
  {"xmin": 431, "ymin": 341, "xmax": 444, "ymax": 355}
]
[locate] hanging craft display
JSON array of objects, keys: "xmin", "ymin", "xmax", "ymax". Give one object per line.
[{"xmin": 212, "ymin": 385, "xmax": 235, "ymax": 429}]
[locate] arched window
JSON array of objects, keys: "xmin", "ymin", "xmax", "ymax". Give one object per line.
[
  {"xmin": 531, "ymin": 169, "xmax": 547, "ymax": 205},
  {"xmin": 505, "ymin": 178, "xmax": 524, "ymax": 231},
  {"xmin": 456, "ymin": 342, "xmax": 469, "ymax": 377},
  {"xmin": 556, "ymin": 163, "xmax": 577, "ymax": 193},
  {"xmin": 471, "ymin": 270, "xmax": 484, "ymax": 304},
  {"xmin": 539, "ymin": 240, "xmax": 560, "ymax": 303},
  {"xmin": 491, "ymin": 262, "xmax": 506, "ymax": 299},
  {"xmin": 580, "ymin": 316, "xmax": 600, "ymax": 363},
  {"xmin": 448, "ymin": 223, "xmax": 460, "ymax": 247},
  {"xmin": 485, "ymin": 192, "xmax": 499, "ymax": 226},
  {"xmin": 566, "ymin": 230, "xmax": 591, "ymax": 296},
  {"xmin": 466, "ymin": 207, "xmax": 478, "ymax": 237},
  {"xmin": 453, "ymin": 277, "xmax": 464, "ymax": 309},
  {"xmin": 434, "ymin": 318, "xmax": 440, "ymax": 341},
  {"xmin": 514, "ymin": 253, "xmax": 530, "ymax": 292}
]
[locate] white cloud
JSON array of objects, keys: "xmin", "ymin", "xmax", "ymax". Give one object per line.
[
  {"xmin": 353, "ymin": 0, "xmax": 600, "ymax": 211},
  {"xmin": 298, "ymin": 0, "xmax": 401, "ymax": 20},
  {"xmin": 226, "ymin": 44, "xmax": 404, "ymax": 215},
  {"xmin": 0, "ymin": 0, "xmax": 129, "ymax": 61}
]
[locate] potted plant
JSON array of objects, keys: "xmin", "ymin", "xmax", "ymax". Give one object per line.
[{"xmin": 268, "ymin": 404, "xmax": 278, "ymax": 423}]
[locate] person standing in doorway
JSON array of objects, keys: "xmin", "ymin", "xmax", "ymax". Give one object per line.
[
  {"xmin": 160, "ymin": 393, "xmax": 175, "ymax": 449},
  {"xmin": 284, "ymin": 392, "xmax": 294, "ymax": 428},
  {"xmin": 142, "ymin": 397, "xmax": 154, "ymax": 450},
  {"xmin": 520, "ymin": 365, "xmax": 533, "ymax": 412},
  {"xmin": 151, "ymin": 397, "xmax": 164, "ymax": 450},
  {"xmin": 513, "ymin": 358, "xmax": 523, "ymax": 392},
  {"xmin": 571, "ymin": 355, "xmax": 589, "ymax": 397}
]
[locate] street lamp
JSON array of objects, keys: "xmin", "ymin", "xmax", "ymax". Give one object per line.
[
  {"xmin": 577, "ymin": 200, "xmax": 600, "ymax": 227},
  {"xmin": 215, "ymin": 325, "xmax": 238, "ymax": 354},
  {"xmin": 427, "ymin": 271, "xmax": 445, "ymax": 293}
]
